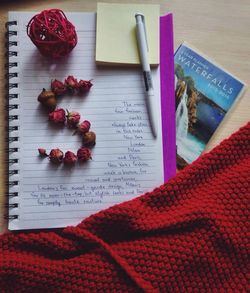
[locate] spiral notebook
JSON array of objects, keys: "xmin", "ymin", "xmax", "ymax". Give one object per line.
[{"xmin": 5, "ymin": 12, "xmax": 175, "ymax": 230}]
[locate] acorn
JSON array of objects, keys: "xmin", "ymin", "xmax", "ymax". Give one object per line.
[
  {"xmin": 37, "ymin": 88, "xmax": 57, "ymax": 111},
  {"xmin": 82, "ymin": 131, "xmax": 96, "ymax": 147}
]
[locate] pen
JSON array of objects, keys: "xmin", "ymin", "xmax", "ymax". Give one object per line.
[{"xmin": 135, "ymin": 13, "xmax": 157, "ymax": 138}]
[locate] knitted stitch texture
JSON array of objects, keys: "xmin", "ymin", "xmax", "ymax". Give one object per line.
[{"xmin": 0, "ymin": 123, "xmax": 249, "ymax": 292}]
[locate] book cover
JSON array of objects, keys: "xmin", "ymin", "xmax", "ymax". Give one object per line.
[{"xmin": 174, "ymin": 42, "xmax": 246, "ymax": 169}]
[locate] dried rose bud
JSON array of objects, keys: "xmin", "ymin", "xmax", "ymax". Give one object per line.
[
  {"xmin": 64, "ymin": 75, "xmax": 78, "ymax": 92},
  {"xmin": 78, "ymin": 120, "xmax": 91, "ymax": 134},
  {"xmin": 38, "ymin": 148, "xmax": 48, "ymax": 157},
  {"xmin": 63, "ymin": 151, "xmax": 77, "ymax": 164},
  {"xmin": 49, "ymin": 108, "xmax": 66, "ymax": 124},
  {"xmin": 78, "ymin": 79, "xmax": 93, "ymax": 93},
  {"xmin": 77, "ymin": 147, "xmax": 92, "ymax": 162},
  {"xmin": 49, "ymin": 148, "xmax": 64, "ymax": 164},
  {"xmin": 82, "ymin": 131, "xmax": 96, "ymax": 147},
  {"xmin": 51, "ymin": 79, "xmax": 66, "ymax": 96},
  {"xmin": 66, "ymin": 110, "xmax": 80, "ymax": 128},
  {"xmin": 38, "ymin": 88, "xmax": 57, "ymax": 111}
]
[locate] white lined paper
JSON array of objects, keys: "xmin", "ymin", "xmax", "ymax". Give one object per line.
[{"xmin": 8, "ymin": 12, "xmax": 164, "ymax": 230}]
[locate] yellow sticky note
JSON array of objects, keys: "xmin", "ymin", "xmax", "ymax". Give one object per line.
[{"xmin": 96, "ymin": 3, "xmax": 160, "ymax": 66}]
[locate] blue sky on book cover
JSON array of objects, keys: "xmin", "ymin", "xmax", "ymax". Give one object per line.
[{"xmin": 174, "ymin": 43, "xmax": 245, "ymax": 168}]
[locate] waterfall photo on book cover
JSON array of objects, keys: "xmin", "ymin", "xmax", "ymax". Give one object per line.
[{"xmin": 174, "ymin": 43, "xmax": 245, "ymax": 169}]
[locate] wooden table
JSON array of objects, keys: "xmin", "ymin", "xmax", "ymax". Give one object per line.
[{"xmin": 0, "ymin": 0, "xmax": 249, "ymax": 233}]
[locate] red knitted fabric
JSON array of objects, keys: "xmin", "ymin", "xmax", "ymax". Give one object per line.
[{"xmin": 1, "ymin": 123, "xmax": 249, "ymax": 292}]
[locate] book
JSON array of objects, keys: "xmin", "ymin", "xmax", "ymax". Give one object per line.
[
  {"xmin": 174, "ymin": 42, "xmax": 246, "ymax": 169},
  {"xmin": 96, "ymin": 3, "xmax": 160, "ymax": 66},
  {"xmin": 5, "ymin": 12, "xmax": 175, "ymax": 230}
]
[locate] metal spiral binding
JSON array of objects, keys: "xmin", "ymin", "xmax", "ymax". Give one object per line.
[
  {"xmin": 9, "ymin": 137, "xmax": 19, "ymax": 142},
  {"xmin": 8, "ymin": 115, "xmax": 18, "ymax": 121},
  {"xmin": 5, "ymin": 203, "xmax": 18, "ymax": 208},
  {"xmin": 5, "ymin": 62, "xmax": 18, "ymax": 68},
  {"xmin": 8, "ymin": 126, "xmax": 18, "ymax": 131},
  {"xmin": 7, "ymin": 192, "xmax": 18, "ymax": 198},
  {"xmin": 7, "ymin": 104, "xmax": 18, "ymax": 110},
  {"xmin": 6, "ymin": 72, "xmax": 18, "ymax": 78},
  {"xmin": 5, "ymin": 41, "xmax": 18, "ymax": 48},
  {"xmin": 9, "ymin": 170, "xmax": 18, "ymax": 175},
  {"xmin": 6, "ymin": 51, "xmax": 18, "ymax": 57},
  {"xmin": 5, "ymin": 20, "xmax": 19, "ymax": 219},
  {"xmin": 7, "ymin": 147, "xmax": 18, "ymax": 153},
  {"xmin": 4, "ymin": 215, "xmax": 18, "ymax": 220},
  {"xmin": 8, "ymin": 94, "xmax": 18, "ymax": 99}
]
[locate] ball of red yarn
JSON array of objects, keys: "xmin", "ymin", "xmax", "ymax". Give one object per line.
[{"xmin": 27, "ymin": 9, "xmax": 77, "ymax": 58}]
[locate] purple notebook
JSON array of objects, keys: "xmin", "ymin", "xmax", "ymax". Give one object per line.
[{"xmin": 160, "ymin": 14, "xmax": 176, "ymax": 181}]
